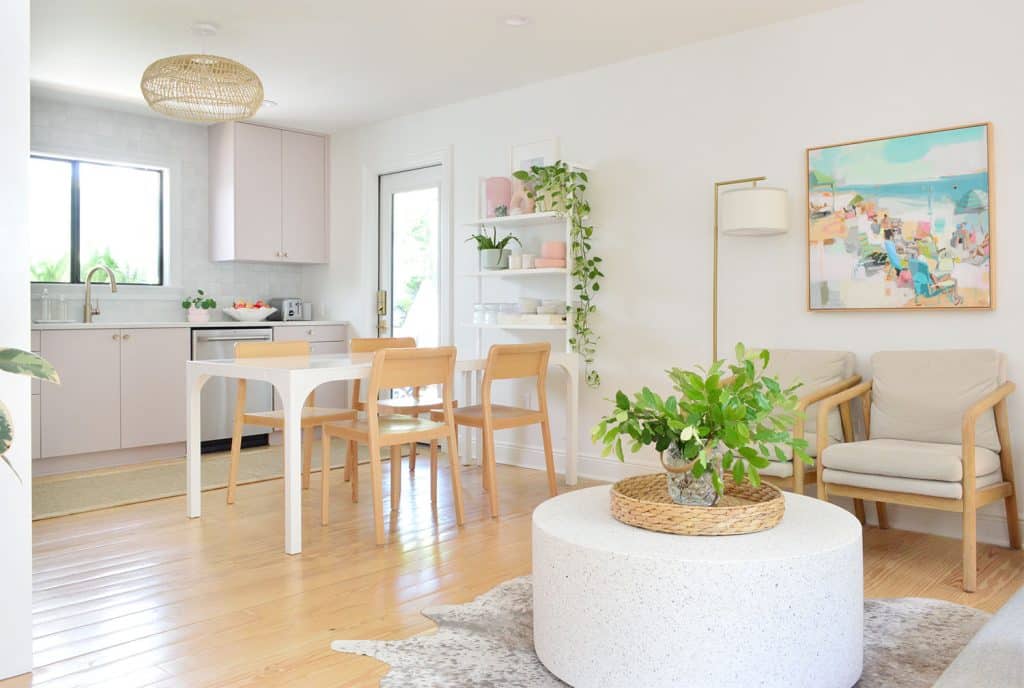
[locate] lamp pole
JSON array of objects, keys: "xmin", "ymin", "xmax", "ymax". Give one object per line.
[{"xmin": 712, "ymin": 176, "xmax": 766, "ymax": 361}]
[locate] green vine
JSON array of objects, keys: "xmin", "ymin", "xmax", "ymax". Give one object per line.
[{"xmin": 513, "ymin": 161, "xmax": 603, "ymax": 387}]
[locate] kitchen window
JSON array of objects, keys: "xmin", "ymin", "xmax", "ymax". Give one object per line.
[{"xmin": 29, "ymin": 155, "xmax": 165, "ymax": 285}]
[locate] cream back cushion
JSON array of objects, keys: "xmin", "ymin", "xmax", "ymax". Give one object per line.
[
  {"xmin": 869, "ymin": 350, "xmax": 1005, "ymax": 452},
  {"xmin": 763, "ymin": 349, "xmax": 855, "ymax": 440}
]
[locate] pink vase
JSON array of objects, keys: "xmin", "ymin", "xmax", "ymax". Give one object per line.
[{"xmin": 485, "ymin": 177, "xmax": 512, "ymax": 217}]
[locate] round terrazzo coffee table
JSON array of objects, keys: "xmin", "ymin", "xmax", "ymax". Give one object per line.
[{"xmin": 532, "ymin": 485, "xmax": 863, "ymax": 688}]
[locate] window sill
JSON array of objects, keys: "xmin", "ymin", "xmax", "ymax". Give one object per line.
[{"xmin": 31, "ymin": 283, "xmax": 185, "ymax": 302}]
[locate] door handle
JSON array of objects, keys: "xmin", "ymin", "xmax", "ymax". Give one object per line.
[{"xmin": 376, "ymin": 290, "xmax": 388, "ymax": 315}]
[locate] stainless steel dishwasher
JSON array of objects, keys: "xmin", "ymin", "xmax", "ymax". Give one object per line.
[{"xmin": 191, "ymin": 327, "xmax": 274, "ymax": 450}]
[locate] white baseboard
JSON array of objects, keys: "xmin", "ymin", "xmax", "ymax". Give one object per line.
[{"xmin": 492, "ymin": 441, "xmax": 1024, "ymax": 548}]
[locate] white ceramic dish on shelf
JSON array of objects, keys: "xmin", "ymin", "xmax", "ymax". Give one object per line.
[{"xmin": 222, "ymin": 307, "xmax": 277, "ymax": 322}]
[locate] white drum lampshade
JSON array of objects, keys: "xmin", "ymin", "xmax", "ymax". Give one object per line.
[{"xmin": 719, "ymin": 186, "xmax": 789, "ymax": 236}]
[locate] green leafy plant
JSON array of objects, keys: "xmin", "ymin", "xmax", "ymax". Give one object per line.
[
  {"xmin": 466, "ymin": 227, "xmax": 521, "ymax": 251},
  {"xmin": 0, "ymin": 349, "xmax": 59, "ymax": 481},
  {"xmin": 81, "ymin": 248, "xmax": 146, "ymax": 284},
  {"xmin": 30, "ymin": 255, "xmax": 70, "ymax": 282},
  {"xmin": 182, "ymin": 289, "xmax": 217, "ymax": 310},
  {"xmin": 592, "ymin": 344, "xmax": 809, "ymax": 495},
  {"xmin": 514, "ymin": 161, "xmax": 603, "ymax": 387}
]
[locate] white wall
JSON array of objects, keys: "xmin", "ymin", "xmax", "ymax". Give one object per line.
[
  {"xmin": 310, "ymin": 0, "xmax": 1024, "ymax": 542},
  {"xmin": 30, "ymin": 96, "xmax": 307, "ymax": 321},
  {"xmin": 0, "ymin": 0, "xmax": 33, "ymax": 679}
]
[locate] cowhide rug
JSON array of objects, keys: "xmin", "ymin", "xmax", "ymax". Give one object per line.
[{"xmin": 331, "ymin": 576, "xmax": 988, "ymax": 687}]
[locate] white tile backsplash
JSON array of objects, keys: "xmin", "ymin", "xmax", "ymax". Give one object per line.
[{"xmin": 30, "ymin": 96, "xmax": 307, "ymax": 323}]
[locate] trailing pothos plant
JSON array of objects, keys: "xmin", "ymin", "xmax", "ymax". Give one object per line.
[
  {"xmin": 0, "ymin": 348, "xmax": 59, "ymax": 481},
  {"xmin": 513, "ymin": 161, "xmax": 603, "ymax": 387},
  {"xmin": 592, "ymin": 344, "xmax": 810, "ymax": 494}
]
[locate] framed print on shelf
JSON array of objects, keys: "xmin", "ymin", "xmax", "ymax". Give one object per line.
[
  {"xmin": 509, "ymin": 138, "xmax": 560, "ymax": 175},
  {"xmin": 807, "ymin": 123, "xmax": 993, "ymax": 311}
]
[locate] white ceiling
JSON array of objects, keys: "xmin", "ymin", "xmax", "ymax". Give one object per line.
[{"xmin": 31, "ymin": 0, "xmax": 856, "ymax": 132}]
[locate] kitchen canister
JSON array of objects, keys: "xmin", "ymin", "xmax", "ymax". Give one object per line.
[{"xmin": 521, "ymin": 253, "xmax": 536, "ymax": 269}]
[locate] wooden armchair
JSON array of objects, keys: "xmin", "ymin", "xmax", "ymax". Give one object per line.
[
  {"xmin": 816, "ymin": 350, "xmax": 1021, "ymax": 592},
  {"xmin": 752, "ymin": 350, "xmax": 861, "ymax": 494}
]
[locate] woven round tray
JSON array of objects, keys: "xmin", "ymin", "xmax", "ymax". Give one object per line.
[{"xmin": 610, "ymin": 473, "xmax": 785, "ymax": 536}]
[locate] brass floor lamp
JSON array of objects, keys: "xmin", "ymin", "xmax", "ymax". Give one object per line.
[{"xmin": 712, "ymin": 177, "xmax": 789, "ymax": 360}]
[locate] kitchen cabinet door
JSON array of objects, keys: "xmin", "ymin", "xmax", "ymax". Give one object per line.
[
  {"xmin": 281, "ymin": 130, "xmax": 327, "ymax": 263},
  {"xmin": 234, "ymin": 123, "xmax": 283, "ymax": 261},
  {"xmin": 40, "ymin": 329, "xmax": 121, "ymax": 458},
  {"xmin": 120, "ymin": 328, "xmax": 190, "ymax": 448}
]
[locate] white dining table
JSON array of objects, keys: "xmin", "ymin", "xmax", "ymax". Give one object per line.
[{"xmin": 185, "ymin": 351, "xmax": 580, "ymax": 554}]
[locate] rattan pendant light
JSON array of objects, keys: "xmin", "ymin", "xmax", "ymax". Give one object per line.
[{"xmin": 140, "ymin": 24, "xmax": 263, "ymax": 123}]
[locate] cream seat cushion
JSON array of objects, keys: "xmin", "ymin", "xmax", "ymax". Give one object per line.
[{"xmin": 821, "ymin": 438, "xmax": 1003, "ymax": 499}]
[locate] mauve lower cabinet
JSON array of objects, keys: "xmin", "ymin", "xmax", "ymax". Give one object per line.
[
  {"xmin": 209, "ymin": 121, "xmax": 328, "ymax": 264},
  {"xmin": 40, "ymin": 328, "xmax": 190, "ymax": 458}
]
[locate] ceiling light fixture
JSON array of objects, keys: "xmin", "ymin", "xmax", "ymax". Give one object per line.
[
  {"xmin": 140, "ymin": 23, "xmax": 264, "ymax": 123},
  {"xmin": 502, "ymin": 15, "xmax": 531, "ymax": 27}
]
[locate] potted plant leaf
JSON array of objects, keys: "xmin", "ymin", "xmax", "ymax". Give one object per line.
[
  {"xmin": 182, "ymin": 289, "xmax": 217, "ymax": 323},
  {"xmin": 466, "ymin": 227, "xmax": 521, "ymax": 270},
  {"xmin": 592, "ymin": 344, "xmax": 809, "ymax": 506},
  {"xmin": 1, "ymin": 348, "xmax": 59, "ymax": 480}
]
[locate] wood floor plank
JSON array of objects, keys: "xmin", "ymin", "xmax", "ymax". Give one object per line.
[{"xmin": 1, "ymin": 460, "xmax": 1020, "ymax": 687}]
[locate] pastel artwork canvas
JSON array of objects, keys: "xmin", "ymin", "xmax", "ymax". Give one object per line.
[{"xmin": 807, "ymin": 124, "xmax": 992, "ymax": 310}]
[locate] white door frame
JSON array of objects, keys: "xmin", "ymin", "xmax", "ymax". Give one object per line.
[{"xmin": 360, "ymin": 146, "xmax": 453, "ymax": 344}]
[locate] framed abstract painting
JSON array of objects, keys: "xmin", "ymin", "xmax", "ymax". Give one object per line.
[{"xmin": 807, "ymin": 123, "xmax": 993, "ymax": 311}]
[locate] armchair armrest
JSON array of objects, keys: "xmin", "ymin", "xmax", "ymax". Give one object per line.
[
  {"xmin": 815, "ymin": 380, "xmax": 873, "ymax": 486},
  {"xmin": 961, "ymin": 382, "xmax": 1015, "ymax": 493},
  {"xmin": 790, "ymin": 375, "xmax": 862, "ymax": 458}
]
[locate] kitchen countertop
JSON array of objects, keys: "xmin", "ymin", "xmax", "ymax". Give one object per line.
[{"xmin": 31, "ymin": 320, "xmax": 348, "ymax": 331}]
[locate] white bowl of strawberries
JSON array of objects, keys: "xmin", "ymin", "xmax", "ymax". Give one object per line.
[{"xmin": 223, "ymin": 300, "xmax": 277, "ymax": 322}]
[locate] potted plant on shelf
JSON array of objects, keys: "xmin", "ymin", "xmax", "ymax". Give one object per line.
[
  {"xmin": 182, "ymin": 289, "xmax": 217, "ymax": 323},
  {"xmin": 1, "ymin": 348, "xmax": 58, "ymax": 480},
  {"xmin": 466, "ymin": 227, "xmax": 521, "ymax": 270},
  {"xmin": 592, "ymin": 344, "xmax": 809, "ymax": 506}
]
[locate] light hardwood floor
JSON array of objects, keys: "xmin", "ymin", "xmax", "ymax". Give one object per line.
[{"xmin": 5, "ymin": 462, "xmax": 1024, "ymax": 687}]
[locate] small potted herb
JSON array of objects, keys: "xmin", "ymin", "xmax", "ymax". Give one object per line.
[
  {"xmin": 467, "ymin": 227, "xmax": 521, "ymax": 270},
  {"xmin": 182, "ymin": 289, "xmax": 217, "ymax": 323},
  {"xmin": 593, "ymin": 344, "xmax": 809, "ymax": 506}
]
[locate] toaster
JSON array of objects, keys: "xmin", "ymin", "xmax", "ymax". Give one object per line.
[{"xmin": 268, "ymin": 297, "xmax": 303, "ymax": 321}]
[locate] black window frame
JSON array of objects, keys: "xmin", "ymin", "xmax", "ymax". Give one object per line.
[{"xmin": 30, "ymin": 154, "xmax": 166, "ymax": 286}]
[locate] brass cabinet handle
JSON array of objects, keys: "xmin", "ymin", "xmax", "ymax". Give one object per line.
[{"xmin": 112, "ymin": 334, "xmax": 120, "ymax": 340}]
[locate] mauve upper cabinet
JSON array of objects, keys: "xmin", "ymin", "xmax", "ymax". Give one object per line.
[{"xmin": 209, "ymin": 121, "xmax": 328, "ymax": 264}]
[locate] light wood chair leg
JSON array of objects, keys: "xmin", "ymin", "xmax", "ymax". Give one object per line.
[
  {"xmin": 349, "ymin": 441, "xmax": 359, "ymax": 503},
  {"xmin": 540, "ymin": 419, "xmax": 558, "ymax": 497},
  {"xmin": 429, "ymin": 440, "xmax": 438, "ymax": 506},
  {"xmin": 483, "ymin": 425, "xmax": 499, "ymax": 518},
  {"xmin": 963, "ymin": 507, "xmax": 978, "ymax": 592},
  {"xmin": 343, "ymin": 439, "xmax": 352, "ymax": 482},
  {"xmin": 368, "ymin": 438, "xmax": 385, "ymax": 545},
  {"xmin": 226, "ymin": 380, "xmax": 246, "ymax": 505},
  {"xmin": 876, "ymin": 502, "xmax": 890, "ymax": 529},
  {"xmin": 447, "ymin": 431, "xmax": 465, "ymax": 526},
  {"xmin": 390, "ymin": 445, "xmax": 401, "ymax": 512},
  {"xmin": 320, "ymin": 432, "xmax": 331, "ymax": 525},
  {"xmin": 1005, "ymin": 492, "xmax": 1022, "ymax": 549},
  {"xmin": 481, "ymin": 430, "xmax": 491, "ymax": 492},
  {"xmin": 409, "ymin": 441, "xmax": 417, "ymax": 473},
  {"xmin": 302, "ymin": 428, "xmax": 313, "ymax": 490},
  {"xmin": 853, "ymin": 499, "xmax": 866, "ymax": 525}
]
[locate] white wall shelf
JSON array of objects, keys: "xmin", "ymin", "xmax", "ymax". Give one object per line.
[
  {"xmin": 462, "ymin": 268, "xmax": 567, "ymax": 278},
  {"xmin": 466, "ymin": 211, "xmax": 562, "ymax": 227}
]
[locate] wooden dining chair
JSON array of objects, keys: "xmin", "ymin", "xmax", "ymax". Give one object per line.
[
  {"xmin": 430, "ymin": 342, "xmax": 556, "ymax": 518},
  {"xmin": 321, "ymin": 346, "xmax": 464, "ymax": 544},
  {"xmin": 346, "ymin": 337, "xmax": 453, "ymax": 479},
  {"xmin": 226, "ymin": 340, "xmax": 356, "ymax": 505}
]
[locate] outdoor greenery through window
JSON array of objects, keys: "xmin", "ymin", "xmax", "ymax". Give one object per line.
[{"xmin": 29, "ymin": 155, "xmax": 164, "ymax": 285}]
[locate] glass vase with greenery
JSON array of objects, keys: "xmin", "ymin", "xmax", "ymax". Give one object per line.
[
  {"xmin": 1, "ymin": 349, "xmax": 59, "ymax": 480},
  {"xmin": 592, "ymin": 344, "xmax": 809, "ymax": 505}
]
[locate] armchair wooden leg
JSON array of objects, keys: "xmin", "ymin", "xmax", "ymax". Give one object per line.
[
  {"xmin": 390, "ymin": 445, "xmax": 401, "ymax": 512},
  {"xmin": 368, "ymin": 438, "xmax": 385, "ymax": 545},
  {"xmin": 853, "ymin": 499, "xmax": 866, "ymax": 525},
  {"xmin": 409, "ymin": 441, "xmax": 417, "ymax": 474},
  {"xmin": 302, "ymin": 428, "xmax": 313, "ymax": 490},
  {"xmin": 429, "ymin": 440, "xmax": 438, "ymax": 506},
  {"xmin": 349, "ymin": 441, "xmax": 359, "ymax": 503},
  {"xmin": 320, "ymin": 433, "xmax": 331, "ymax": 526},
  {"xmin": 1005, "ymin": 492, "xmax": 1022, "ymax": 549},
  {"xmin": 963, "ymin": 507, "xmax": 978, "ymax": 592},
  {"xmin": 876, "ymin": 502, "xmax": 890, "ymax": 529}
]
